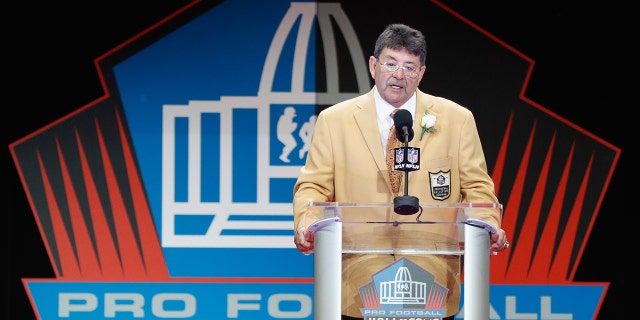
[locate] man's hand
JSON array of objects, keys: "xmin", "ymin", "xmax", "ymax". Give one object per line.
[
  {"xmin": 294, "ymin": 226, "xmax": 315, "ymax": 255},
  {"xmin": 490, "ymin": 228, "xmax": 510, "ymax": 252}
]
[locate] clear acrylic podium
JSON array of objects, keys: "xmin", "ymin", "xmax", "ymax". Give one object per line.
[{"xmin": 303, "ymin": 202, "xmax": 502, "ymax": 320}]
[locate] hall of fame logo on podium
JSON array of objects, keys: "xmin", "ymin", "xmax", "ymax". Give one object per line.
[{"xmin": 359, "ymin": 258, "xmax": 447, "ymax": 320}]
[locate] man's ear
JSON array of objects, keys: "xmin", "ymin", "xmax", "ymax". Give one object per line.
[{"xmin": 368, "ymin": 56, "xmax": 377, "ymax": 78}]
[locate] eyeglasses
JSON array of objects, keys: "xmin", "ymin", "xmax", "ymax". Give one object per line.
[{"xmin": 378, "ymin": 61, "xmax": 420, "ymax": 78}]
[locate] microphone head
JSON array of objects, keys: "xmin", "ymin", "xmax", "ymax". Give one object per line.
[{"xmin": 393, "ymin": 109, "xmax": 414, "ymax": 142}]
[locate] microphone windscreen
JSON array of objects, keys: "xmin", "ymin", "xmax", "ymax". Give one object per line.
[{"xmin": 394, "ymin": 109, "xmax": 414, "ymax": 142}]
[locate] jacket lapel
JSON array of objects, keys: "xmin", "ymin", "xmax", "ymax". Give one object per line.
[{"xmin": 353, "ymin": 91, "xmax": 388, "ymax": 173}]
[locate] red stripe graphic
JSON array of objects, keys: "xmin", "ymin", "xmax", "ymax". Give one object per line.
[
  {"xmin": 490, "ymin": 115, "xmax": 601, "ymax": 284},
  {"xmin": 528, "ymin": 135, "xmax": 567, "ymax": 281},
  {"xmin": 95, "ymin": 118, "xmax": 148, "ymax": 278},
  {"xmin": 55, "ymin": 138, "xmax": 102, "ymax": 279},
  {"xmin": 26, "ymin": 105, "xmax": 168, "ymax": 280},
  {"xmin": 74, "ymin": 127, "xmax": 124, "ymax": 278},
  {"xmin": 504, "ymin": 122, "xmax": 543, "ymax": 281},
  {"xmin": 37, "ymin": 149, "xmax": 81, "ymax": 278},
  {"xmin": 550, "ymin": 154, "xmax": 592, "ymax": 281},
  {"xmin": 490, "ymin": 118, "xmax": 535, "ymax": 282},
  {"xmin": 425, "ymin": 286, "xmax": 446, "ymax": 309}
]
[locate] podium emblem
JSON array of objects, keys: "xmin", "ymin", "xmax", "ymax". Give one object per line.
[{"xmin": 358, "ymin": 257, "xmax": 447, "ymax": 319}]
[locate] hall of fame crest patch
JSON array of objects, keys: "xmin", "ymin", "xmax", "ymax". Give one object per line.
[{"xmin": 429, "ymin": 170, "xmax": 451, "ymax": 200}]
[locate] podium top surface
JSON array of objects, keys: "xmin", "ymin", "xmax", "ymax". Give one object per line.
[
  {"xmin": 304, "ymin": 201, "xmax": 502, "ymax": 255},
  {"xmin": 306, "ymin": 201, "xmax": 502, "ymax": 209}
]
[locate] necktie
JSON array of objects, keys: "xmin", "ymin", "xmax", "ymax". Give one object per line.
[{"xmin": 386, "ymin": 109, "xmax": 403, "ymax": 197}]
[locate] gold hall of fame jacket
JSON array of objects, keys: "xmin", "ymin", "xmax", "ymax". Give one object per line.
[{"xmin": 292, "ymin": 88, "xmax": 501, "ymax": 318}]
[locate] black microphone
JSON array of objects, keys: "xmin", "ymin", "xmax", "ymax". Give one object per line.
[
  {"xmin": 391, "ymin": 109, "xmax": 420, "ymax": 215},
  {"xmin": 394, "ymin": 109, "xmax": 414, "ymax": 142}
]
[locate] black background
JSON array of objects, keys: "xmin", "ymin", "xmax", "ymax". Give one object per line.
[{"xmin": 5, "ymin": 1, "xmax": 627, "ymax": 318}]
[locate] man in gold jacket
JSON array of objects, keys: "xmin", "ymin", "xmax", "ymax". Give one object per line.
[{"xmin": 293, "ymin": 23, "xmax": 509, "ymax": 320}]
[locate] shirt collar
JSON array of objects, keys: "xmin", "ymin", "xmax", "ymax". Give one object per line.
[{"xmin": 373, "ymin": 86, "xmax": 417, "ymax": 125}]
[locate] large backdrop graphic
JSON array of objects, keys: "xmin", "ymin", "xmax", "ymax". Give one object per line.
[{"xmin": 6, "ymin": 1, "xmax": 627, "ymax": 319}]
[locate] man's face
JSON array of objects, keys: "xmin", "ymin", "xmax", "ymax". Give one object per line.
[{"xmin": 369, "ymin": 47, "xmax": 425, "ymax": 108}]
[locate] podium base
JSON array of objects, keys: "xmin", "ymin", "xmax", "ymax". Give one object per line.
[{"xmin": 394, "ymin": 195, "xmax": 420, "ymax": 215}]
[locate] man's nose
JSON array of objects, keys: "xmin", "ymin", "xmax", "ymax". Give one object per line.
[{"xmin": 393, "ymin": 68, "xmax": 405, "ymax": 78}]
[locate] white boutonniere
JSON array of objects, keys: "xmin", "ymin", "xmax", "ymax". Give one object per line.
[{"xmin": 419, "ymin": 111, "xmax": 437, "ymax": 141}]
